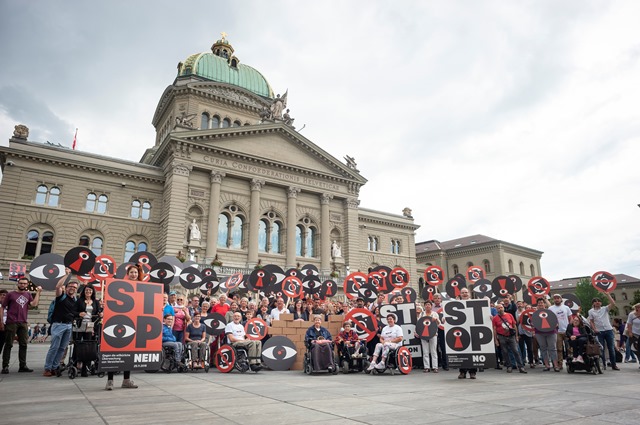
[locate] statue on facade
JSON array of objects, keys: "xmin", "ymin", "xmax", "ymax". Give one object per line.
[
  {"xmin": 283, "ymin": 109, "xmax": 295, "ymax": 126},
  {"xmin": 189, "ymin": 219, "xmax": 201, "ymax": 241},
  {"xmin": 269, "ymin": 91, "xmax": 287, "ymax": 120},
  {"xmin": 176, "ymin": 112, "xmax": 196, "ymax": 128},
  {"xmin": 331, "ymin": 240, "xmax": 342, "ymax": 258},
  {"xmin": 402, "ymin": 207, "xmax": 413, "ymax": 218},
  {"xmin": 13, "ymin": 124, "xmax": 29, "ymax": 139},
  {"xmin": 259, "ymin": 106, "xmax": 271, "ymax": 122},
  {"xmin": 344, "ymin": 155, "xmax": 358, "ymax": 171}
]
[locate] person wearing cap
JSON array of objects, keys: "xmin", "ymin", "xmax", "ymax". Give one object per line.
[
  {"xmin": 548, "ymin": 294, "xmax": 572, "ymax": 369},
  {"xmin": 588, "ymin": 293, "xmax": 619, "ymax": 370},
  {"xmin": 356, "ymin": 297, "xmax": 365, "ymax": 309}
]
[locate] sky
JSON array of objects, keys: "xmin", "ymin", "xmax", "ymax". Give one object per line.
[{"xmin": 1, "ymin": 1, "xmax": 639, "ymax": 281}]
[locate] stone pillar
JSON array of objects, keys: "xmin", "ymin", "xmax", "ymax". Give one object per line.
[
  {"xmin": 286, "ymin": 187, "xmax": 300, "ymax": 268},
  {"xmin": 247, "ymin": 179, "xmax": 265, "ymax": 266},
  {"xmin": 320, "ymin": 193, "xmax": 333, "ymax": 273},
  {"xmin": 205, "ymin": 170, "xmax": 225, "ymax": 259},
  {"xmin": 161, "ymin": 161, "xmax": 192, "ymax": 257},
  {"xmin": 343, "ymin": 197, "xmax": 360, "ymax": 274}
]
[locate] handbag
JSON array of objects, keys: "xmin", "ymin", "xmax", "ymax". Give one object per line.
[{"xmin": 499, "ymin": 315, "xmax": 516, "ymax": 337}]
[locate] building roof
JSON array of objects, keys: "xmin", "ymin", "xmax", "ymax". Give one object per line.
[
  {"xmin": 549, "ymin": 274, "xmax": 640, "ymax": 290},
  {"xmin": 416, "ymin": 234, "xmax": 498, "ymax": 253}
]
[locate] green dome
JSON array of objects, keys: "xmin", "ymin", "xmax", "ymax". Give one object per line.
[{"xmin": 178, "ymin": 52, "xmax": 274, "ymax": 99}]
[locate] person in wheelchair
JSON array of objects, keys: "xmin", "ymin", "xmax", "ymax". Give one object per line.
[
  {"xmin": 367, "ymin": 314, "xmax": 403, "ymax": 371},
  {"xmin": 305, "ymin": 315, "xmax": 335, "ymax": 372},
  {"xmin": 224, "ymin": 312, "xmax": 262, "ymax": 372},
  {"xmin": 335, "ymin": 321, "xmax": 365, "ymax": 359},
  {"xmin": 566, "ymin": 315, "xmax": 591, "ymax": 363},
  {"xmin": 185, "ymin": 312, "xmax": 208, "ymax": 368},
  {"xmin": 162, "ymin": 315, "xmax": 185, "ymax": 368}
]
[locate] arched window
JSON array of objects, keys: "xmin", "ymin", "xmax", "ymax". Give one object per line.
[
  {"xmin": 23, "ymin": 229, "xmax": 54, "ymax": 258},
  {"xmin": 258, "ymin": 212, "xmax": 283, "ymax": 254},
  {"xmin": 231, "ymin": 216, "xmax": 243, "ymax": 249},
  {"xmin": 97, "ymin": 195, "xmax": 108, "ymax": 214},
  {"xmin": 86, "ymin": 192, "xmax": 108, "ymax": 213},
  {"xmin": 391, "ymin": 239, "xmax": 401, "ymax": 254},
  {"xmin": 131, "ymin": 200, "xmax": 151, "ymax": 220},
  {"xmin": 306, "ymin": 227, "xmax": 316, "ymax": 257},
  {"xmin": 258, "ymin": 220, "xmax": 268, "ymax": 252},
  {"xmin": 91, "ymin": 237, "xmax": 103, "ymax": 256},
  {"xmin": 296, "ymin": 225, "xmax": 303, "ymax": 256},
  {"xmin": 131, "ymin": 200, "xmax": 141, "ymax": 218},
  {"xmin": 622, "ymin": 292, "xmax": 628, "ymax": 300},
  {"xmin": 233, "ymin": 120, "xmax": 242, "ymax": 127},
  {"xmin": 35, "ymin": 185, "xmax": 48, "ymax": 205},
  {"xmin": 86, "ymin": 193, "xmax": 97, "ymax": 212},
  {"xmin": 201, "ymin": 113, "xmax": 210, "ymax": 130},
  {"xmin": 222, "ymin": 118, "xmax": 231, "ymax": 128},
  {"xmin": 271, "ymin": 221, "xmax": 281, "ymax": 253},
  {"xmin": 79, "ymin": 235, "xmax": 90, "ymax": 247},
  {"xmin": 452, "ymin": 264, "xmax": 459, "ymax": 275},
  {"xmin": 141, "ymin": 202, "xmax": 151, "ymax": 220},
  {"xmin": 295, "ymin": 219, "xmax": 317, "ymax": 258},
  {"xmin": 367, "ymin": 237, "xmax": 372, "ymax": 251},
  {"xmin": 34, "ymin": 185, "xmax": 61, "ymax": 207},
  {"xmin": 217, "ymin": 214, "xmax": 229, "ymax": 248},
  {"xmin": 368, "ymin": 236, "xmax": 379, "ymax": 252},
  {"xmin": 211, "ymin": 115, "xmax": 220, "ymax": 129},
  {"xmin": 372, "ymin": 237, "xmax": 378, "ymax": 252},
  {"xmin": 530, "ymin": 264, "xmax": 535, "ymax": 276},
  {"xmin": 124, "ymin": 239, "xmax": 149, "ymax": 262},
  {"xmin": 79, "ymin": 233, "xmax": 104, "ymax": 256},
  {"xmin": 49, "ymin": 187, "xmax": 60, "ymax": 207},
  {"xmin": 483, "ymin": 260, "xmax": 491, "ymax": 273},
  {"xmin": 519, "ymin": 262, "xmax": 525, "ymax": 275},
  {"xmin": 508, "ymin": 259, "xmax": 514, "ymax": 273}
]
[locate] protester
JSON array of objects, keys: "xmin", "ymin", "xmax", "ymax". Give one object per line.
[
  {"xmin": 270, "ymin": 298, "xmax": 288, "ymax": 321},
  {"xmin": 185, "ymin": 312, "xmax": 208, "ymax": 368},
  {"xmin": 588, "ymin": 293, "xmax": 619, "ymax": 370},
  {"xmin": 433, "ymin": 293, "xmax": 449, "ymax": 371},
  {"xmin": 172, "ymin": 294, "xmax": 191, "ymax": 343},
  {"xmin": 457, "ymin": 288, "xmax": 477, "ymax": 379},
  {"xmin": 212, "ymin": 294, "xmax": 230, "ymax": 316},
  {"xmin": 305, "ymin": 315, "xmax": 334, "ymax": 371},
  {"xmin": 0, "ymin": 289, "xmax": 8, "ymax": 364},
  {"xmin": 625, "ymin": 303, "xmax": 640, "ymax": 366},
  {"xmin": 161, "ymin": 315, "xmax": 185, "ymax": 370},
  {"xmin": 516, "ymin": 302, "xmax": 535, "ymax": 368},
  {"xmin": 1, "ymin": 277, "xmax": 42, "ymax": 374},
  {"xmin": 335, "ymin": 321, "xmax": 363, "ymax": 358},
  {"xmin": 419, "ymin": 300, "xmax": 440, "ymax": 373},
  {"xmin": 44, "ymin": 269, "xmax": 78, "ymax": 377},
  {"xmin": 493, "ymin": 303, "xmax": 527, "ymax": 374},
  {"xmin": 225, "ymin": 312, "xmax": 262, "ymax": 371},
  {"xmin": 290, "ymin": 299, "xmax": 308, "ymax": 321},
  {"xmin": 367, "ymin": 314, "xmax": 403, "ymax": 371},
  {"xmin": 534, "ymin": 298, "xmax": 560, "ymax": 372},
  {"xmin": 548, "ymin": 294, "xmax": 572, "ymax": 370},
  {"xmin": 566, "ymin": 316, "xmax": 589, "ymax": 362},
  {"xmin": 73, "ymin": 283, "xmax": 100, "ymax": 376},
  {"xmin": 162, "ymin": 292, "xmax": 175, "ymax": 317}
]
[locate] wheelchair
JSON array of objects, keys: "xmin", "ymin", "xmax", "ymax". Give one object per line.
[
  {"xmin": 185, "ymin": 342, "xmax": 210, "ymax": 373},
  {"xmin": 160, "ymin": 343, "xmax": 188, "ymax": 373},
  {"xmin": 303, "ymin": 341, "xmax": 339, "ymax": 375},
  {"xmin": 215, "ymin": 343, "xmax": 261, "ymax": 373},
  {"xmin": 565, "ymin": 334, "xmax": 603, "ymax": 375},
  {"xmin": 336, "ymin": 341, "xmax": 369, "ymax": 374},
  {"xmin": 365, "ymin": 345, "xmax": 413, "ymax": 375}
]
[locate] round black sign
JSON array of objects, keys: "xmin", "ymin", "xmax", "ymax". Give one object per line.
[
  {"xmin": 28, "ymin": 253, "xmax": 66, "ymax": 290},
  {"xmin": 261, "ymin": 336, "xmax": 298, "ymax": 371},
  {"xmin": 64, "ymin": 247, "xmax": 97, "ymax": 276}
]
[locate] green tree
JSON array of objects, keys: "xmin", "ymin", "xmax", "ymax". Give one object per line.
[
  {"xmin": 631, "ymin": 289, "xmax": 640, "ymax": 306},
  {"xmin": 574, "ymin": 278, "xmax": 608, "ymax": 317}
]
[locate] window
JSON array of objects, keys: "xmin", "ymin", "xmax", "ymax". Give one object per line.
[
  {"xmin": 391, "ymin": 239, "xmax": 401, "ymax": 254},
  {"xmin": 222, "ymin": 118, "xmax": 231, "ymax": 128},
  {"xmin": 508, "ymin": 259, "xmax": 514, "ymax": 273},
  {"xmin": 610, "ymin": 293, "xmax": 616, "ymax": 300},
  {"xmin": 211, "ymin": 115, "xmax": 220, "ymax": 129},
  {"xmin": 91, "ymin": 237, "xmax": 103, "ymax": 256},
  {"xmin": 79, "ymin": 233, "xmax": 104, "ymax": 256},
  {"xmin": 296, "ymin": 218, "xmax": 317, "ymax": 257},
  {"xmin": 452, "ymin": 264, "xmax": 459, "ymax": 275},
  {"xmin": 217, "ymin": 205, "xmax": 246, "ymax": 249},
  {"xmin": 233, "ymin": 120, "xmax": 242, "ymax": 127},
  {"xmin": 519, "ymin": 262, "xmax": 525, "ymax": 275},
  {"xmin": 306, "ymin": 227, "xmax": 315, "ymax": 257},
  {"xmin": 35, "ymin": 184, "xmax": 60, "ymax": 207},
  {"xmin": 86, "ymin": 192, "xmax": 108, "ymax": 214},
  {"xmin": 530, "ymin": 264, "xmax": 535, "ymax": 276},
  {"xmin": 124, "ymin": 240, "xmax": 149, "ymax": 262},
  {"xmin": 23, "ymin": 229, "xmax": 54, "ymax": 258},
  {"xmin": 131, "ymin": 200, "xmax": 151, "ymax": 220},
  {"xmin": 368, "ymin": 236, "xmax": 379, "ymax": 252},
  {"xmin": 622, "ymin": 292, "xmax": 628, "ymax": 301},
  {"xmin": 201, "ymin": 113, "xmax": 210, "ymax": 130},
  {"xmin": 258, "ymin": 213, "xmax": 282, "ymax": 254},
  {"xmin": 296, "ymin": 225, "xmax": 303, "ymax": 256},
  {"xmin": 483, "ymin": 260, "xmax": 491, "ymax": 273}
]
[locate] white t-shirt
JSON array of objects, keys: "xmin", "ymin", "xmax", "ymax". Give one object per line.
[
  {"xmin": 270, "ymin": 307, "xmax": 288, "ymax": 321},
  {"xmin": 548, "ymin": 304, "xmax": 572, "ymax": 332},
  {"xmin": 224, "ymin": 321, "xmax": 246, "ymax": 341},
  {"xmin": 381, "ymin": 324, "xmax": 403, "ymax": 345},
  {"xmin": 588, "ymin": 305, "xmax": 613, "ymax": 331}
]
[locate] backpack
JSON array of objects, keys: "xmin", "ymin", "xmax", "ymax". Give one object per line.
[{"xmin": 47, "ymin": 294, "xmax": 67, "ymax": 324}]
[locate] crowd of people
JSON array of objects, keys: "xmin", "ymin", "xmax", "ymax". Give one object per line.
[{"xmin": 1, "ymin": 272, "xmax": 639, "ymax": 384}]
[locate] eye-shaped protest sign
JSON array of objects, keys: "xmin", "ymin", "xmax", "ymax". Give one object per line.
[
  {"xmin": 491, "ymin": 276, "xmax": 515, "ymax": 298},
  {"xmin": 29, "ymin": 253, "xmax": 66, "ymax": 290},
  {"xmin": 562, "ymin": 293, "xmax": 581, "ymax": 314},
  {"xmin": 129, "ymin": 251, "xmax": 157, "ymax": 268},
  {"xmin": 591, "ymin": 271, "xmax": 617, "ymax": 293},
  {"xmin": 445, "ymin": 275, "xmax": 467, "ymax": 298},
  {"xmin": 508, "ymin": 275, "xmax": 523, "ymax": 293},
  {"xmin": 202, "ymin": 313, "xmax": 227, "ymax": 336},
  {"xmin": 371, "ymin": 266, "xmax": 392, "ymax": 293},
  {"xmin": 99, "ymin": 279, "xmax": 163, "ymax": 372},
  {"xmin": 531, "ymin": 308, "xmax": 558, "ymax": 332},
  {"xmin": 416, "ymin": 316, "xmax": 439, "ymax": 340},
  {"xmin": 472, "ymin": 279, "xmax": 493, "ymax": 299},
  {"xmin": 179, "ymin": 266, "xmax": 202, "ymax": 290},
  {"xmin": 147, "ymin": 262, "xmax": 175, "ymax": 285},
  {"xmin": 247, "ymin": 268, "xmax": 272, "ymax": 292},
  {"xmin": 64, "ymin": 247, "xmax": 97, "ymax": 276},
  {"xmin": 261, "ymin": 336, "xmax": 298, "ymax": 371},
  {"xmin": 199, "ymin": 268, "xmax": 220, "ymax": 295},
  {"xmin": 319, "ymin": 280, "xmax": 338, "ymax": 300},
  {"xmin": 422, "ymin": 285, "xmax": 436, "ymax": 302}
]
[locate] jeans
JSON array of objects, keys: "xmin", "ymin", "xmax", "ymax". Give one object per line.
[
  {"xmin": 535, "ymin": 333, "xmax": 557, "ymax": 365},
  {"xmin": 3, "ymin": 323, "xmax": 30, "ymax": 368},
  {"xmin": 437, "ymin": 329, "xmax": 448, "ymax": 368},
  {"xmin": 625, "ymin": 338, "xmax": 637, "ymax": 361},
  {"xmin": 518, "ymin": 334, "xmax": 534, "ymax": 365},
  {"xmin": 497, "ymin": 335, "xmax": 524, "ymax": 368},
  {"xmin": 597, "ymin": 329, "xmax": 616, "ymax": 367},
  {"xmin": 44, "ymin": 322, "xmax": 72, "ymax": 371}
]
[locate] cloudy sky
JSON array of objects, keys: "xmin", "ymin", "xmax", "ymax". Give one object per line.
[{"xmin": 1, "ymin": 1, "xmax": 639, "ymax": 281}]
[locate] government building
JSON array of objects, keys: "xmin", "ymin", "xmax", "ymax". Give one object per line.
[{"xmin": 0, "ymin": 36, "xmax": 420, "ymax": 283}]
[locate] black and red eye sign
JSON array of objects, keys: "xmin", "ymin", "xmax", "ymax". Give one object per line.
[
  {"xmin": 358, "ymin": 282, "xmax": 378, "ymax": 303},
  {"xmin": 521, "ymin": 289, "xmax": 535, "ymax": 306},
  {"xmin": 389, "ymin": 267, "xmax": 410, "ymax": 290},
  {"xmin": 147, "ymin": 262, "xmax": 175, "ymax": 284},
  {"xmin": 562, "ymin": 293, "xmax": 581, "ymax": 314},
  {"xmin": 202, "ymin": 313, "xmax": 227, "ymax": 336},
  {"xmin": 284, "ymin": 268, "xmax": 302, "ymax": 280},
  {"xmin": 519, "ymin": 308, "xmax": 535, "ymax": 333},
  {"xmin": 445, "ymin": 275, "xmax": 467, "ymax": 298},
  {"xmin": 28, "ymin": 253, "xmax": 66, "ymax": 290},
  {"xmin": 247, "ymin": 268, "xmax": 272, "ymax": 292},
  {"xmin": 424, "ymin": 266, "xmax": 445, "ymax": 286},
  {"xmin": 91, "ymin": 255, "xmax": 116, "ymax": 281},
  {"xmin": 446, "ymin": 327, "xmax": 472, "ymax": 351},
  {"xmin": 371, "ymin": 266, "xmax": 392, "ymax": 293},
  {"xmin": 491, "ymin": 276, "xmax": 515, "ymax": 298},
  {"xmin": 263, "ymin": 264, "xmax": 285, "ymax": 287},
  {"xmin": 157, "ymin": 256, "xmax": 184, "ymax": 285},
  {"xmin": 319, "ymin": 280, "xmax": 337, "ymax": 300},
  {"xmin": 215, "ymin": 344, "xmax": 236, "ymax": 373},
  {"xmin": 64, "ymin": 247, "xmax": 97, "ymax": 276},
  {"xmin": 401, "ymin": 287, "xmax": 417, "ymax": 303},
  {"xmin": 472, "ymin": 279, "xmax": 493, "ymax": 299},
  {"xmin": 397, "ymin": 346, "xmax": 412, "ymax": 375},
  {"xmin": 508, "ymin": 275, "xmax": 523, "ymax": 293},
  {"xmin": 416, "ymin": 316, "xmax": 439, "ymax": 340},
  {"xmin": 591, "ymin": 271, "xmax": 617, "ymax": 293},
  {"xmin": 179, "ymin": 266, "xmax": 202, "ymax": 290},
  {"xmin": 343, "ymin": 272, "xmax": 367, "ymax": 300},
  {"xmin": 531, "ymin": 309, "xmax": 558, "ymax": 332},
  {"xmin": 421, "ymin": 285, "xmax": 436, "ymax": 302},
  {"xmin": 99, "ymin": 279, "xmax": 163, "ymax": 372},
  {"xmin": 527, "ymin": 276, "xmax": 550, "ymax": 297},
  {"xmin": 302, "ymin": 276, "xmax": 322, "ymax": 297},
  {"xmin": 300, "ymin": 264, "xmax": 319, "ymax": 279},
  {"xmin": 466, "ymin": 266, "xmax": 485, "ymax": 283},
  {"xmin": 261, "ymin": 336, "xmax": 298, "ymax": 371},
  {"xmin": 129, "ymin": 251, "xmax": 157, "ymax": 268},
  {"xmin": 222, "ymin": 272, "xmax": 244, "ymax": 292},
  {"xmin": 282, "ymin": 276, "xmax": 303, "ymax": 299},
  {"xmin": 199, "ymin": 268, "xmax": 220, "ymax": 295},
  {"xmin": 344, "ymin": 308, "xmax": 379, "ymax": 342},
  {"xmin": 244, "ymin": 318, "xmax": 268, "ymax": 341}
]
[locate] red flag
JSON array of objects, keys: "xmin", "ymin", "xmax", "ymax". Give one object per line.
[{"xmin": 72, "ymin": 128, "xmax": 77, "ymax": 150}]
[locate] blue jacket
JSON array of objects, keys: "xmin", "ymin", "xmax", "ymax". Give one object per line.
[
  {"xmin": 162, "ymin": 324, "xmax": 176, "ymax": 342},
  {"xmin": 305, "ymin": 325, "xmax": 332, "ymax": 345}
]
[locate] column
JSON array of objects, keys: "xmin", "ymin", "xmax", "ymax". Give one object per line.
[
  {"xmin": 161, "ymin": 161, "xmax": 192, "ymax": 257},
  {"xmin": 343, "ymin": 197, "xmax": 360, "ymax": 274},
  {"xmin": 286, "ymin": 186, "xmax": 300, "ymax": 268},
  {"xmin": 205, "ymin": 170, "xmax": 225, "ymax": 259},
  {"xmin": 320, "ymin": 193, "xmax": 333, "ymax": 273},
  {"xmin": 247, "ymin": 179, "xmax": 265, "ymax": 266}
]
